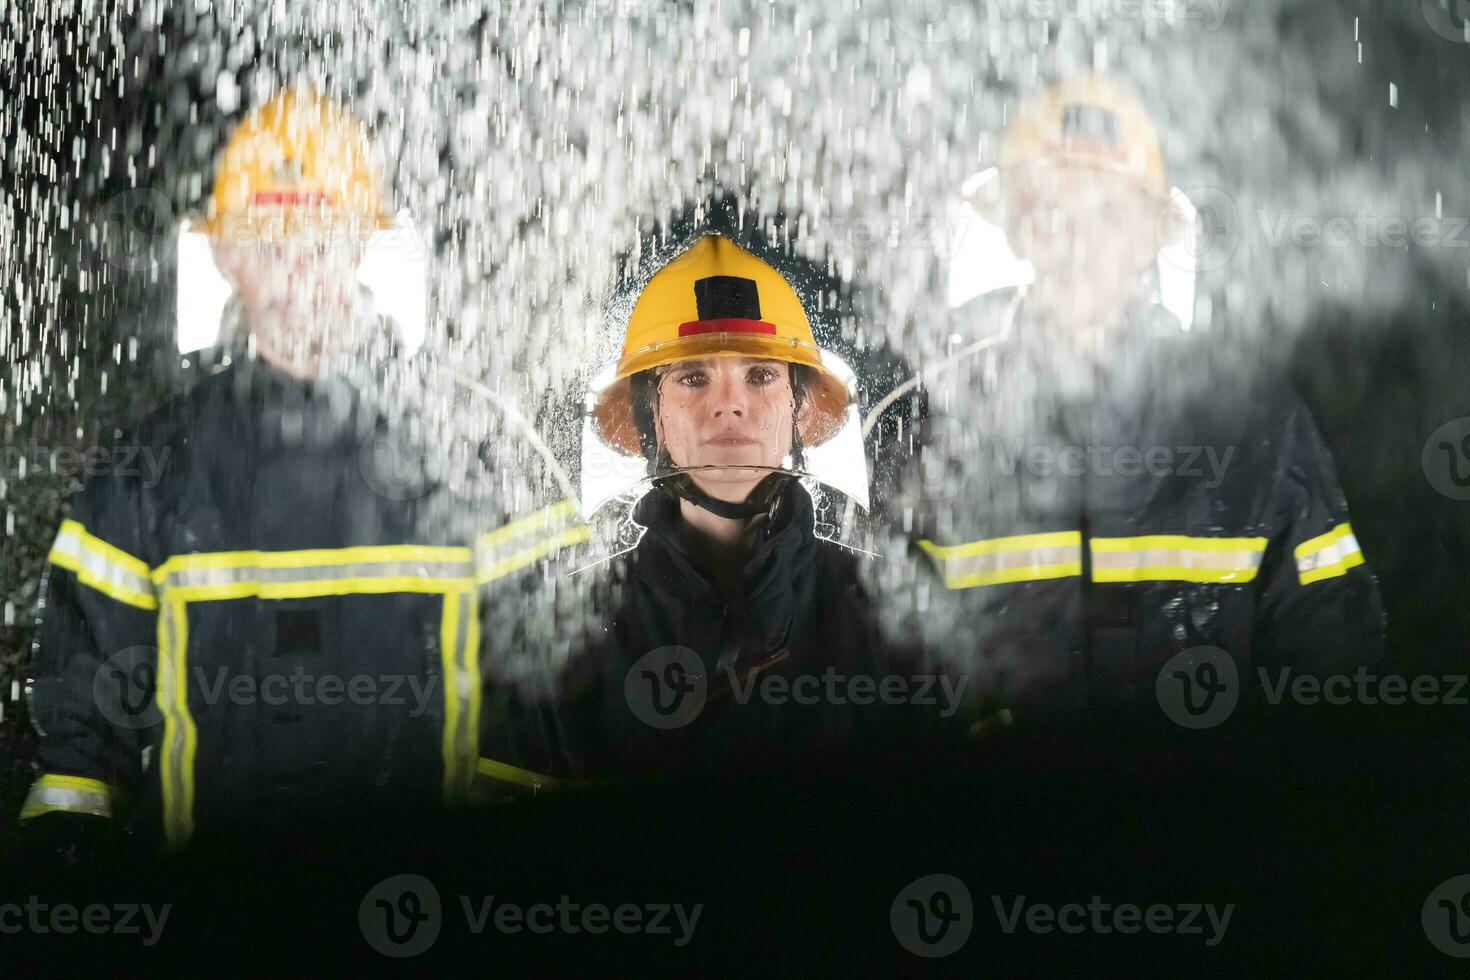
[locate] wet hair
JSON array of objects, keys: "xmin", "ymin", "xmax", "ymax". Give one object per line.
[{"xmin": 630, "ymin": 361, "xmax": 810, "ymax": 475}]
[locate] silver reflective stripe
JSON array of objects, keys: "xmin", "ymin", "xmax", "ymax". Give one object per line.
[
  {"xmin": 158, "ymin": 596, "xmax": 194, "ymax": 846},
  {"xmin": 1089, "ymin": 536, "xmax": 1267, "ymax": 584},
  {"xmin": 20, "ymin": 777, "xmax": 112, "ymax": 820},
  {"xmin": 157, "ymin": 559, "xmax": 474, "ymax": 592},
  {"xmin": 49, "ymin": 522, "xmax": 157, "ymax": 609},
  {"xmin": 918, "ymin": 531, "xmax": 1084, "ymax": 589},
  {"xmin": 1293, "ymin": 528, "xmax": 1358, "ymax": 581}
]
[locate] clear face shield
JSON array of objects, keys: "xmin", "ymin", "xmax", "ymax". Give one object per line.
[{"xmin": 579, "ymin": 347, "xmax": 870, "ymax": 544}]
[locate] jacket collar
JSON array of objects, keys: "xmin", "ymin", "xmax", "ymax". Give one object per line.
[{"xmin": 629, "ymin": 477, "xmax": 818, "ymax": 603}]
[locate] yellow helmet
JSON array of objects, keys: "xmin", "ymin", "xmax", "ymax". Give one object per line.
[
  {"xmin": 200, "ymin": 88, "xmax": 392, "ymax": 240},
  {"xmin": 590, "ymin": 234, "xmax": 852, "ymax": 457},
  {"xmin": 1000, "ymin": 72, "xmax": 1167, "ymax": 193}
]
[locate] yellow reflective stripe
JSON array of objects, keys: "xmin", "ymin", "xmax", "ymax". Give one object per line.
[
  {"xmin": 150, "ymin": 544, "xmax": 470, "ymax": 580},
  {"xmin": 477, "ymin": 500, "xmax": 578, "ymax": 549},
  {"xmin": 20, "ymin": 774, "xmax": 113, "ymax": 820},
  {"xmin": 49, "ymin": 520, "xmax": 158, "ymax": 610},
  {"xmin": 1294, "ymin": 522, "xmax": 1365, "ymax": 585},
  {"xmin": 440, "ymin": 589, "xmax": 480, "ymax": 803},
  {"xmin": 1090, "ymin": 535, "xmax": 1267, "ymax": 584},
  {"xmin": 918, "ymin": 531, "xmax": 1083, "ymax": 589},
  {"xmin": 156, "ymin": 596, "xmax": 197, "ymax": 847},
  {"xmin": 151, "ymin": 546, "xmax": 476, "ymax": 603},
  {"xmin": 161, "ymin": 576, "xmax": 476, "ymax": 604},
  {"xmin": 476, "ymin": 500, "xmax": 590, "ymax": 585},
  {"xmin": 475, "ymin": 757, "xmax": 564, "ymax": 792},
  {"xmin": 477, "ymin": 526, "xmax": 592, "ymax": 585}
]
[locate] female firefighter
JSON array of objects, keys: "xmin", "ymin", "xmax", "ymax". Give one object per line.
[{"xmin": 556, "ymin": 233, "xmax": 932, "ymax": 777}]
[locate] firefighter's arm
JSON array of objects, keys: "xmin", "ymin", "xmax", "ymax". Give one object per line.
[
  {"xmin": 23, "ymin": 470, "xmax": 159, "ymax": 828},
  {"xmin": 1253, "ymin": 396, "xmax": 1385, "ymax": 674},
  {"xmin": 471, "ymin": 498, "xmax": 593, "ymax": 801}
]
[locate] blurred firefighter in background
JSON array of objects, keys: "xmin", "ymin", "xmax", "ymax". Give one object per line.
[
  {"xmin": 19, "ymin": 87, "xmax": 568, "ymax": 860},
  {"xmin": 879, "ymin": 73, "xmax": 1385, "ymax": 728}
]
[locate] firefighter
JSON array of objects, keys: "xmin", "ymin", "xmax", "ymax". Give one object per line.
[
  {"xmin": 553, "ymin": 233, "xmax": 925, "ymax": 778},
  {"xmin": 879, "ymin": 73, "xmax": 1385, "ymax": 725},
  {"xmin": 19, "ymin": 88, "xmax": 571, "ymax": 856}
]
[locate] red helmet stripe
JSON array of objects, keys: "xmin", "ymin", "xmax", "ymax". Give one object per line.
[{"xmin": 677, "ymin": 318, "xmax": 778, "ymax": 337}]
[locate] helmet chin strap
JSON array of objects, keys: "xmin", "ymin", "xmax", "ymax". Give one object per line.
[{"xmin": 655, "ymin": 470, "xmax": 790, "ymax": 521}]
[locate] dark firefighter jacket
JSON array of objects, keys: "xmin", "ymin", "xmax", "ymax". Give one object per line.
[
  {"xmin": 875, "ymin": 300, "xmax": 1386, "ymax": 721},
  {"xmin": 552, "ymin": 477, "xmax": 934, "ymax": 780},
  {"xmin": 21, "ymin": 357, "xmax": 579, "ymax": 849}
]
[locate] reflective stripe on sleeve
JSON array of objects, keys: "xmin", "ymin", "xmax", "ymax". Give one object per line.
[
  {"xmin": 917, "ymin": 531, "xmax": 1083, "ymax": 589},
  {"xmin": 48, "ymin": 519, "xmax": 158, "ymax": 610},
  {"xmin": 20, "ymin": 774, "xmax": 113, "ymax": 820},
  {"xmin": 1089, "ymin": 535, "xmax": 1267, "ymax": 584},
  {"xmin": 476, "ymin": 500, "xmax": 592, "ymax": 585},
  {"xmin": 1294, "ymin": 522, "xmax": 1365, "ymax": 585}
]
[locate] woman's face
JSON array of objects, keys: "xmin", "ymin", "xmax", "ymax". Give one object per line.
[{"xmin": 653, "ymin": 356, "xmax": 797, "ymax": 503}]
